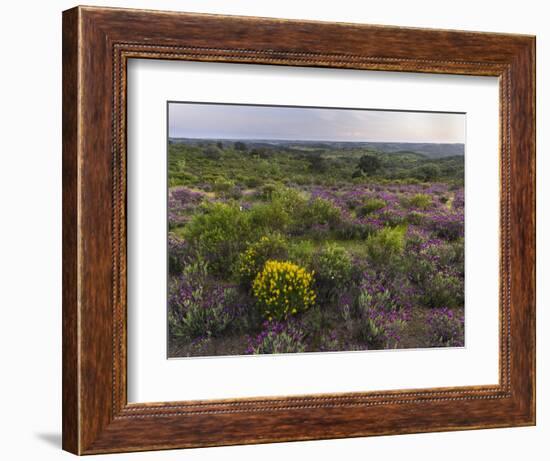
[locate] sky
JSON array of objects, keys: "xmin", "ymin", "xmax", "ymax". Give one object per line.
[{"xmin": 168, "ymin": 102, "xmax": 465, "ymax": 144}]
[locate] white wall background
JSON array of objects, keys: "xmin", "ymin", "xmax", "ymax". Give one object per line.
[{"xmin": 0, "ymin": 0, "xmax": 545, "ymax": 459}]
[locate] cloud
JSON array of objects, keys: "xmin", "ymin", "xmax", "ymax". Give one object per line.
[{"xmin": 168, "ymin": 102, "xmax": 465, "ymax": 144}]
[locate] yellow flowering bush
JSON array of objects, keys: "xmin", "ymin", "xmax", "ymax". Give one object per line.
[{"xmin": 252, "ymin": 260, "xmax": 316, "ymax": 320}]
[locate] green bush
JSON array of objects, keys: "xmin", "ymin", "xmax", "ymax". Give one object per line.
[
  {"xmin": 366, "ymin": 225, "xmax": 407, "ymax": 264},
  {"xmin": 358, "ymin": 197, "xmax": 386, "ymax": 216},
  {"xmin": 203, "ymin": 145, "xmax": 222, "ymax": 160},
  {"xmin": 317, "ymin": 332, "xmax": 340, "ymax": 352},
  {"xmin": 407, "ymin": 241, "xmax": 464, "ymax": 289},
  {"xmin": 238, "ymin": 234, "xmax": 289, "ymax": 287},
  {"xmin": 429, "ymin": 241, "xmax": 464, "ymax": 270},
  {"xmin": 212, "ymin": 178, "xmax": 241, "ymax": 199},
  {"xmin": 403, "ymin": 193, "xmax": 432, "ymax": 210},
  {"xmin": 421, "ymin": 272, "xmax": 464, "ymax": 308},
  {"xmin": 234, "ymin": 141, "xmax": 247, "ymax": 151},
  {"xmin": 406, "ymin": 210, "xmax": 425, "ymax": 225},
  {"xmin": 300, "ymin": 305, "xmax": 325, "ymax": 339},
  {"xmin": 312, "ymin": 244, "xmax": 353, "ymax": 301},
  {"xmin": 379, "ymin": 210, "xmax": 408, "ymax": 227},
  {"xmin": 293, "ymin": 175, "xmax": 312, "ymax": 186},
  {"xmin": 212, "ymin": 178, "xmax": 234, "ymax": 194},
  {"xmin": 452, "ymin": 239, "xmax": 465, "ymax": 276},
  {"xmin": 357, "ymin": 154, "xmax": 382, "ymax": 175},
  {"xmin": 355, "ymin": 285, "xmax": 407, "ymax": 349},
  {"xmin": 413, "ymin": 164, "xmax": 441, "ymax": 181},
  {"xmin": 288, "ymin": 240, "xmax": 316, "ymax": 267},
  {"xmin": 271, "ymin": 187, "xmax": 309, "ymax": 216},
  {"xmin": 248, "ymin": 202, "xmax": 291, "ymax": 234},
  {"xmin": 257, "ymin": 182, "xmax": 280, "ymax": 200},
  {"xmin": 243, "ymin": 176, "xmax": 262, "ymax": 188},
  {"xmin": 301, "ymin": 197, "xmax": 342, "ymax": 230},
  {"xmin": 334, "ymin": 218, "xmax": 375, "ymax": 240},
  {"xmin": 426, "ymin": 308, "xmax": 464, "ymax": 347},
  {"xmin": 183, "ymin": 202, "xmax": 252, "ymax": 276},
  {"xmin": 168, "ymin": 235, "xmax": 187, "ymax": 275},
  {"xmin": 171, "ymin": 287, "xmax": 237, "ymax": 339},
  {"xmin": 168, "ymin": 260, "xmax": 237, "ymax": 339},
  {"xmin": 246, "ymin": 321, "xmax": 306, "ymax": 354}
]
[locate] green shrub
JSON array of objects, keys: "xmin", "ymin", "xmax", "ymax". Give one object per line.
[
  {"xmin": 168, "ymin": 235, "xmax": 187, "ymax": 275},
  {"xmin": 334, "ymin": 218, "xmax": 375, "ymax": 240},
  {"xmin": 452, "ymin": 239, "xmax": 465, "ymax": 276},
  {"xmin": 238, "ymin": 234, "xmax": 289, "ymax": 287},
  {"xmin": 248, "ymin": 202, "xmax": 291, "ymax": 234},
  {"xmin": 212, "ymin": 178, "xmax": 241, "ymax": 199},
  {"xmin": 407, "ymin": 241, "xmax": 464, "ymax": 290},
  {"xmin": 288, "ymin": 240, "xmax": 316, "ymax": 267},
  {"xmin": 421, "ymin": 272, "xmax": 464, "ymax": 308},
  {"xmin": 429, "ymin": 241, "xmax": 464, "ymax": 270},
  {"xmin": 250, "ymin": 186, "xmax": 312, "ymax": 234},
  {"xmin": 357, "ymin": 154, "xmax": 382, "ymax": 175},
  {"xmin": 426, "ymin": 308, "xmax": 464, "ymax": 347},
  {"xmin": 183, "ymin": 202, "xmax": 252, "ymax": 276},
  {"xmin": 379, "ymin": 210, "xmax": 408, "ymax": 227},
  {"xmin": 318, "ymin": 332, "xmax": 340, "ymax": 352},
  {"xmin": 358, "ymin": 197, "xmax": 386, "ymax": 216},
  {"xmin": 300, "ymin": 305, "xmax": 325, "ymax": 339},
  {"xmin": 402, "ymin": 193, "xmax": 432, "ymax": 210},
  {"xmin": 258, "ymin": 182, "xmax": 280, "ymax": 200},
  {"xmin": 258, "ymin": 186, "xmax": 326, "ymax": 235},
  {"xmin": 212, "ymin": 178, "xmax": 234, "ymax": 194},
  {"xmin": 244, "ymin": 176, "xmax": 262, "ymax": 188},
  {"xmin": 312, "ymin": 244, "xmax": 352, "ymax": 301},
  {"xmin": 252, "ymin": 260, "xmax": 316, "ymax": 321},
  {"xmin": 355, "ymin": 285, "xmax": 407, "ymax": 349},
  {"xmin": 366, "ymin": 225, "xmax": 407, "ymax": 264},
  {"xmin": 203, "ymin": 145, "xmax": 222, "ymax": 160},
  {"xmin": 171, "ymin": 287, "xmax": 237, "ymax": 339},
  {"xmin": 246, "ymin": 320, "xmax": 306, "ymax": 354},
  {"xmin": 271, "ymin": 187, "xmax": 309, "ymax": 216},
  {"xmin": 300, "ymin": 197, "xmax": 342, "ymax": 231},
  {"xmin": 293, "ymin": 175, "xmax": 311, "ymax": 186},
  {"xmin": 234, "ymin": 141, "xmax": 247, "ymax": 151},
  {"xmin": 406, "ymin": 210, "xmax": 425, "ymax": 225},
  {"xmin": 413, "ymin": 164, "xmax": 441, "ymax": 181},
  {"xmin": 168, "ymin": 260, "xmax": 237, "ymax": 339}
]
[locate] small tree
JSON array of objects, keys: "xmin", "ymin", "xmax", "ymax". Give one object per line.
[
  {"xmin": 414, "ymin": 164, "xmax": 441, "ymax": 181},
  {"xmin": 357, "ymin": 154, "xmax": 382, "ymax": 176},
  {"xmin": 204, "ymin": 145, "xmax": 222, "ymax": 160},
  {"xmin": 307, "ymin": 154, "xmax": 328, "ymax": 173},
  {"xmin": 234, "ymin": 141, "xmax": 247, "ymax": 152}
]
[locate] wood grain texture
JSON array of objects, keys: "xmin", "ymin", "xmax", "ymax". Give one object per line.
[
  {"xmin": 62, "ymin": 7, "xmax": 79, "ymax": 454},
  {"xmin": 62, "ymin": 5, "xmax": 536, "ymax": 455}
]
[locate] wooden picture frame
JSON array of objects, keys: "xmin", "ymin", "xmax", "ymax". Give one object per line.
[{"xmin": 62, "ymin": 5, "xmax": 535, "ymax": 455}]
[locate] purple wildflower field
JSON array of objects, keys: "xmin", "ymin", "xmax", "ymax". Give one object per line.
[{"xmin": 167, "ymin": 138, "xmax": 465, "ymax": 357}]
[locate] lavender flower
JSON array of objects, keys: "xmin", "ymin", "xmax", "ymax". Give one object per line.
[
  {"xmin": 245, "ymin": 320, "xmax": 306, "ymax": 354},
  {"xmin": 426, "ymin": 307, "xmax": 465, "ymax": 347}
]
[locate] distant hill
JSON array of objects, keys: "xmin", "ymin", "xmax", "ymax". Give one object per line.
[
  {"xmin": 355, "ymin": 142, "xmax": 464, "ymax": 158},
  {"xmin": 169, "ymin": 138, "xmax": 464, "ymax": 159}
]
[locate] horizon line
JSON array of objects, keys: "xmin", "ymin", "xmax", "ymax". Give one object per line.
[{"xmin": 168, "ymin": 137, "xmax": 465, "ymax": 145}]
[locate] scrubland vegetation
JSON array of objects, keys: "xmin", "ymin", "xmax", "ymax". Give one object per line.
[{"xmin": 167, "ymin": 139, "xmax": 465, "ymax": 357}]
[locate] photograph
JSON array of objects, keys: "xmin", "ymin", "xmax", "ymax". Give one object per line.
[
  {"xmin": 167, "ymin": 102, "xmax": 466, "ymax": 358},
  {"xmin": 52, "ymin": 4, "xmax": 536, "ymax": 455}
]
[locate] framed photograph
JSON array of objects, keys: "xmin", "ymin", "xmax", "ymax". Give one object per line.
[{"xmin": 62, "ymin": 6, "xmax": 535, "ymax": 455}]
